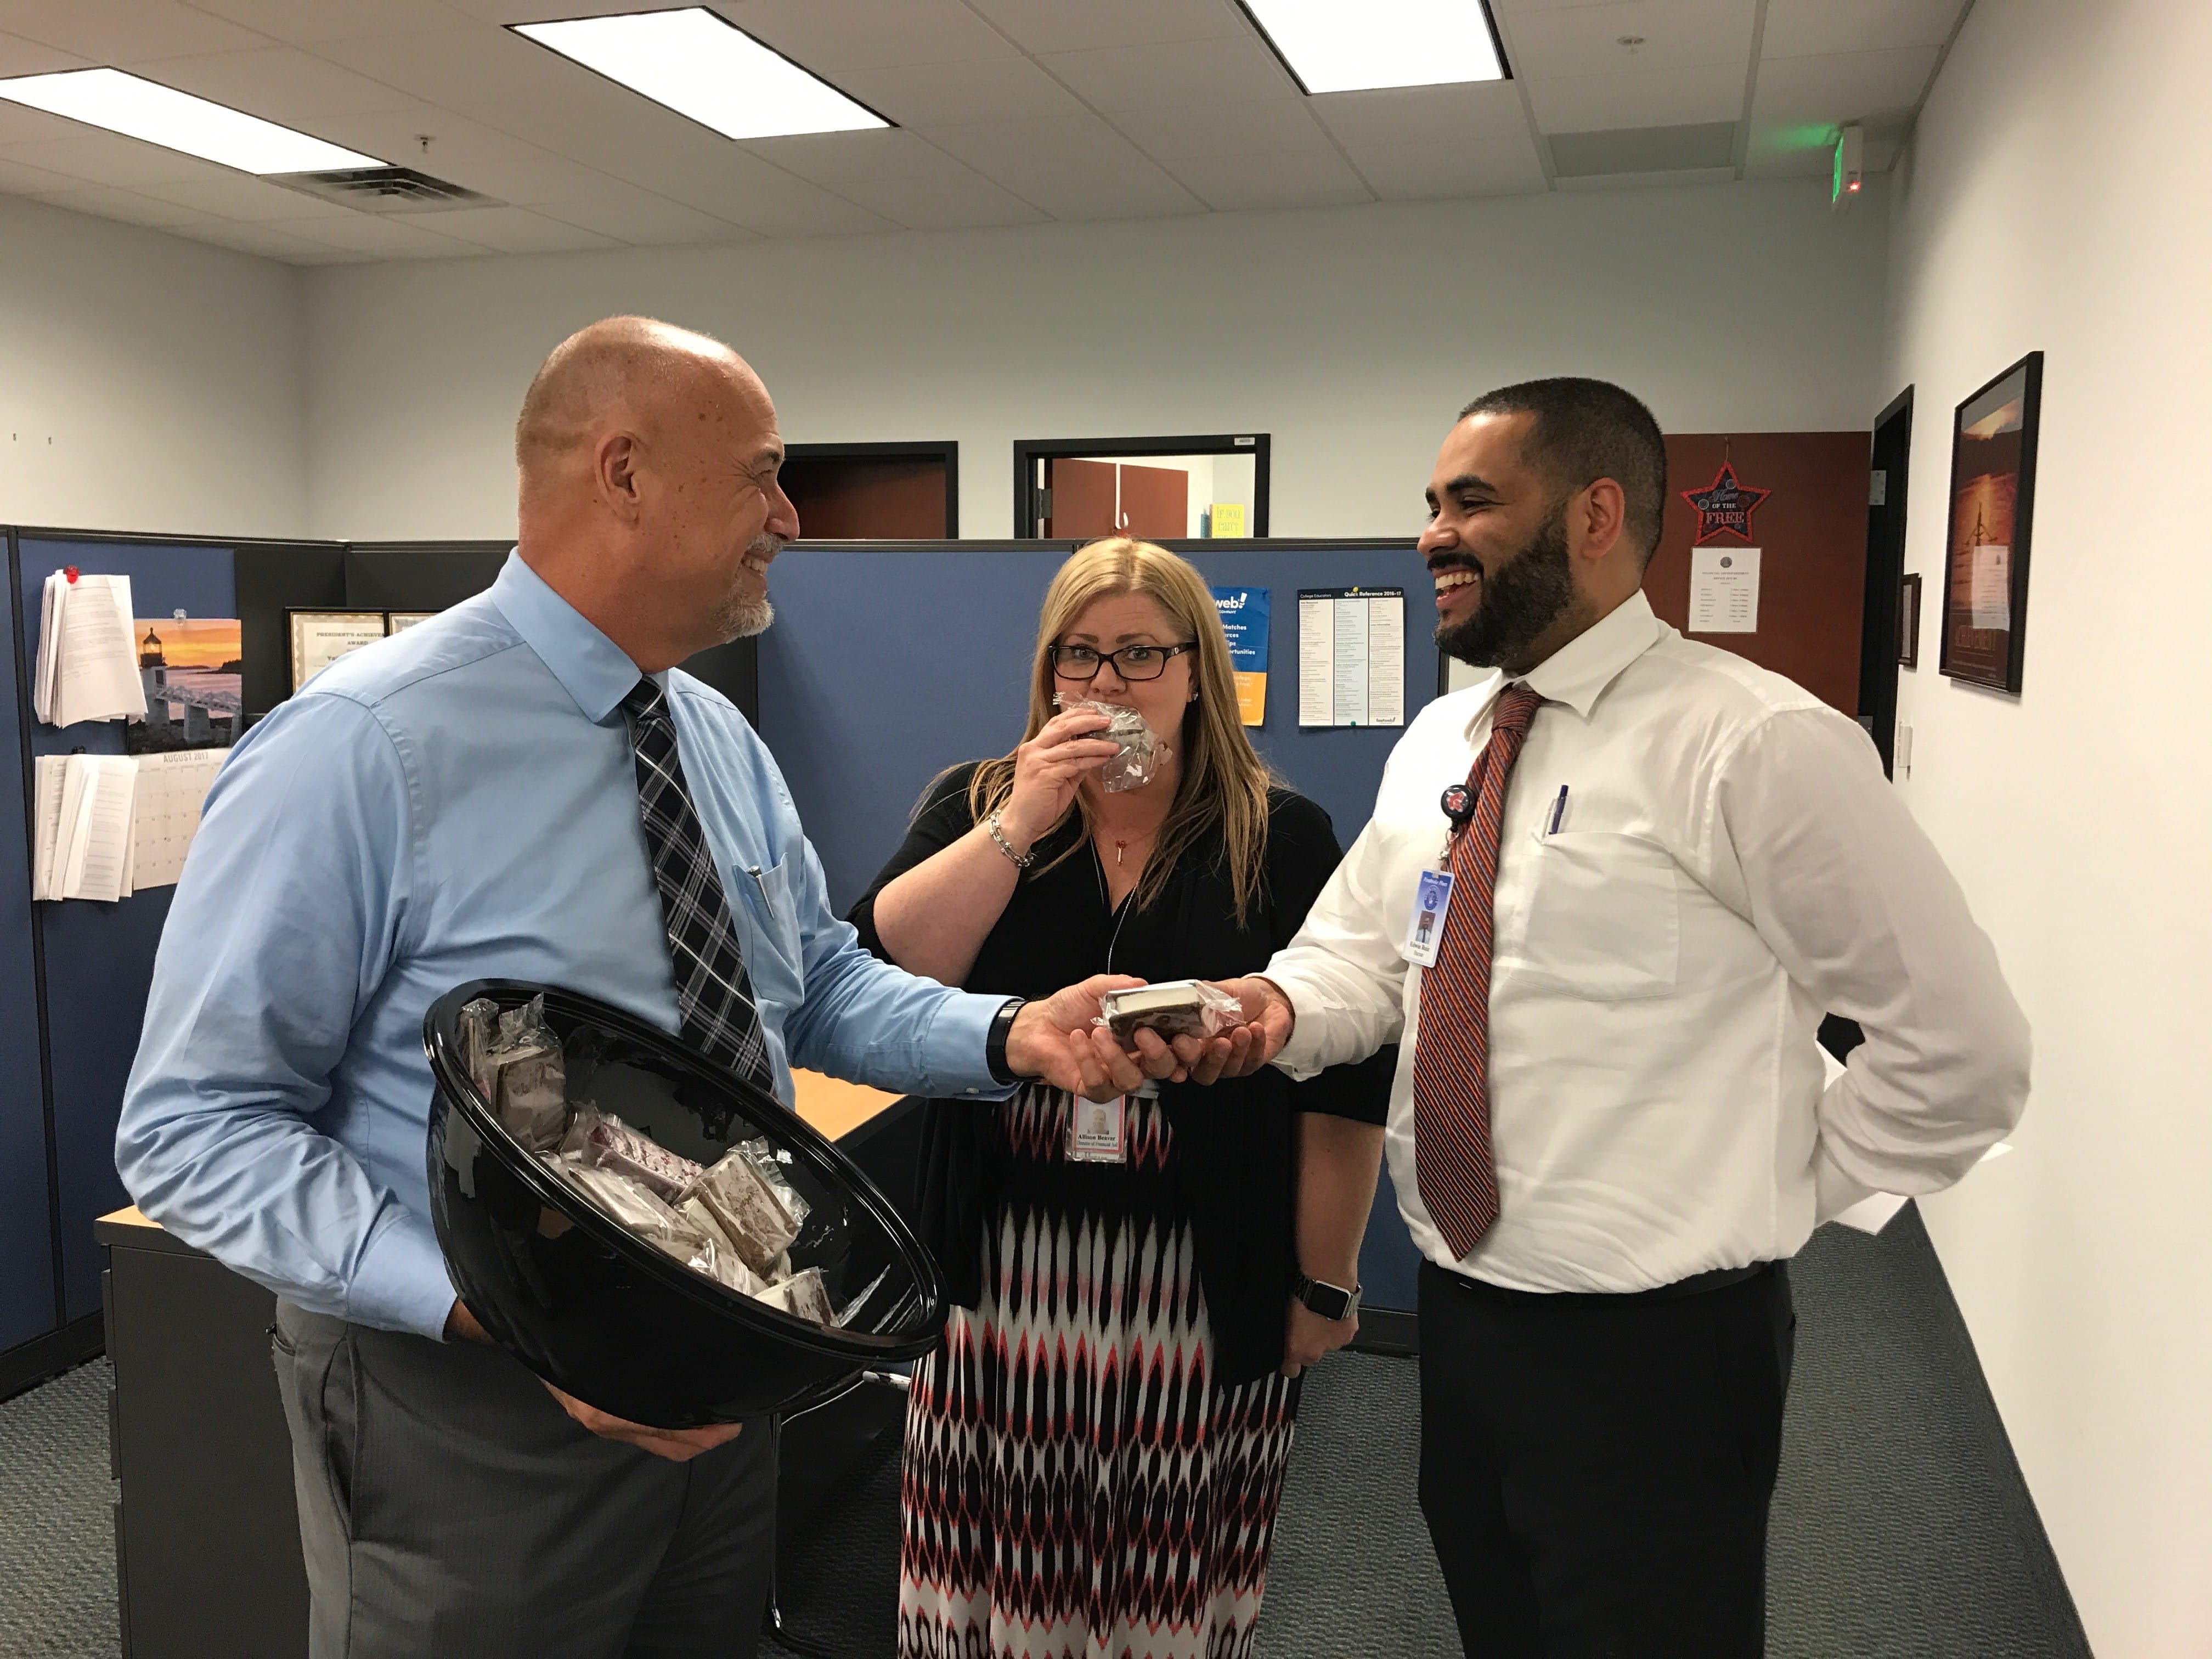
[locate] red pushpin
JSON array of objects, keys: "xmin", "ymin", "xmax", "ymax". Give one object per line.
[{"xmin": 64, "ymin": 566, "xmax": 78, "ymax": 584}]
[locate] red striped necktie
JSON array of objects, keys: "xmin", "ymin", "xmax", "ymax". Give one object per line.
[{"xmin": 1412, "ymin": 681, "xmax": 1544, "ymax": 1259}]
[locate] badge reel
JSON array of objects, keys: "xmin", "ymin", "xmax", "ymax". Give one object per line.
[{"xmin": 1404, "ymin": 782, "xmax": 1476, "ymax": 968}]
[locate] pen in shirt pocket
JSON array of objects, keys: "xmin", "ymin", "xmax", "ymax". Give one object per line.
[
  {"xmin": 747, "ymin": 864, "xmax": 776, "ymax": 921},
  {"xmin": 1546, "ymin": 786, "xmax": 1570, "ymax": 836}
]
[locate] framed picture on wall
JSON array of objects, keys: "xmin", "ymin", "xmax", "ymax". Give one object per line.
[
  {"xmin": 288, "ymin": 609, "xmax": 389, "ymax": 692},
  {"xmin": 1898, "ymin": 573, "xmax": 1922, "ymax": 668},
  {"xmin": 386, "ymin": 611, "xmax": 440, "ymax": 631},
  {"xmin": 1939, "ymin": 352, "xmax": 2043, "ymax": 693}
]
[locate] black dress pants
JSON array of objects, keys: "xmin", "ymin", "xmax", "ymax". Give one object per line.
[{"xmin": 1416, "ymin": 1259, "xmax": 1795, "ymax": 1659}]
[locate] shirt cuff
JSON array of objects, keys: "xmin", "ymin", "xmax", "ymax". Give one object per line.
[
  {"xmin": 1812, "ymin": 1143, "xmax": 1883, "ymax": 1226},
  {"xmin": 1261, "ymin": 972, "xmax": 1328, "ymax": 1081},
  {"xmin": 919, "ymin": 989, "xmax": 1020, "ymax": 1102},
  {"xmin": 344, "ymin": 1208, "xmax": 460, "ymax": 1340}
]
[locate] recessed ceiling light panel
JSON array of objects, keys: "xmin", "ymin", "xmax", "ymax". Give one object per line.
[
  {"xmin": 1239, "ymin": 0, "xmax": 1509, "ymax": 95},
  {"xmin": 513, "ymin": 8, "xmax": 889, "ymax": 141},
  {"xmin": 0, "ymin": 67, "xmax": 379, "ymax": 173}
]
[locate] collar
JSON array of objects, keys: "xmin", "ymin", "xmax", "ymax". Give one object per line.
[
  {"xmin": 1513, "ymin": 588, "xmax": 1663, "ymax": 720},
  {"xmin": 489, "ymin": 551, "xmax": 655, "ymax": 723}
]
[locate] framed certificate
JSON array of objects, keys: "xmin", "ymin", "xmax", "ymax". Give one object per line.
[
  {"xmin": 288, "ymin": 610, "xmax": 388, "ymax": 692},
  {"xmin": 385, "ymin": 611, "xmax": 439, "ymax": 632},
  {"xmin": 1897, "ymin": 573, "xmax": 1922, "ymax": 668}
]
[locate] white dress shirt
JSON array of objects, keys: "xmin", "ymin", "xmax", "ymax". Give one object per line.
[{"xmin": 1265, "ymin": 590, "xmax": 2030, "ymax": 1293}]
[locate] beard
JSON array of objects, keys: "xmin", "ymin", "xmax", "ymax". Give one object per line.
[
  {"xmin": 1435, "ymin": 504, "xmax": 1577, "ymax": 670},
  {"xmin": 712, "ymin": 534, "xmax": 782, "ymax": 641}
]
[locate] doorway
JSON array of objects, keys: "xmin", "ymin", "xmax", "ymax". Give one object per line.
[
  {"xmin": 1013, "ymin": 434, "xmax": 1271, "ymax": 539},
  {"xmin": 1855, "ymin": 389, "xmax": 1914, "ymax": 777},
  {"xmin": 780, "ymin": 442, "xmax": 958, "ymax": 539}
]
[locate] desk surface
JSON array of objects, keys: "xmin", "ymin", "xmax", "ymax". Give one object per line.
[{"xmin": 100, "ymin": 1069, "xmax": 900, "ymax": 1240}]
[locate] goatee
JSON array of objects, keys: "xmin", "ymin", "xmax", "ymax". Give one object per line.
[{"xmin": 1436, "ymin": 505, "xmax": 1576, "ymax": 670}]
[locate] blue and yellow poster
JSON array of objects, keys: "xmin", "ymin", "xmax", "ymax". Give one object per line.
[{"xmin": 1210, "ymin": 585, "xmax": 1269, "ymax": 725}]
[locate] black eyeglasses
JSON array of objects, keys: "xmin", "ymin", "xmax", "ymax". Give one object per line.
[{"xmin": 1048, "ymin": 642, "xmax": 1198, "ymax": 682}]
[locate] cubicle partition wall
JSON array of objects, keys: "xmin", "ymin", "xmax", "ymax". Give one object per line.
[
  {"xmin": 754, "ymin": 539, "xmax": 1435, "ymax": 1323},
  {"xmin": 0, "ymin": 526, "xmax": 758, "ymax": 1396}
]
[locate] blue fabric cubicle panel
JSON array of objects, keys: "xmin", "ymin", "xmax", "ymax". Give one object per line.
[
  {"xmin": 0, "ymin": 538, "xmax": 57, "ymax": 1350},
  {"xmin": 758, "ymin": 541, "xmax": 1436, "ymax": 912},
  {"xmin": 19, "ymin": 538, "xmax": 237, "ymax": 1321}
]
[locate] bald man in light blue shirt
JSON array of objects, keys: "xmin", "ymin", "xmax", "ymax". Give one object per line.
[{"xmin": 116, "ymin": 318, "xmax": 1153, "ymax": 1659}]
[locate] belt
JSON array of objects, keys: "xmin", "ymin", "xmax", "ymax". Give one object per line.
[{"xmin": 1426, "ymin": 1259, "xmax": 1774, "ymax": 1308}]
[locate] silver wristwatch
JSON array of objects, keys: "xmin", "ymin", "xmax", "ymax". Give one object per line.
[{"xmin": 1293, "ymin": 1269, "xmax": 1361, "ymax": 1323}]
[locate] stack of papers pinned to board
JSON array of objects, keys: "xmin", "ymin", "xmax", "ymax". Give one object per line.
[
  {"xmin": 33, "ymin": 570, "xmax": 148, "ymax": 729},
  {"xmin": 33, "ymin": 749, "xmax": 225, "ymax": 902}
]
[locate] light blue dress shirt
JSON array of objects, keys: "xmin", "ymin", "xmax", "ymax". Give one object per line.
[{"xmin": 117, "ymin": 554, "xmax": 1007, "ymax": 1341}]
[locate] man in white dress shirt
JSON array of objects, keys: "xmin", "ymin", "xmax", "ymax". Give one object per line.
[{"xmin": 1187, "ymin": 379, "xmax": 2030, "ymax": 1656}]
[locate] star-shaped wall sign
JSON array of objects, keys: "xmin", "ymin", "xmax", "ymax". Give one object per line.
[{"xmin": 1681, "ymin": 464, "xmax": 1771, "ymax": 544}]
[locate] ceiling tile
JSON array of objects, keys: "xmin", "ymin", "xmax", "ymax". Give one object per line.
[
  {"xmin": 300, "ymin": 108, "xmax": 641, "ymax": 202},
  {"xmin": 182, "ymin": 0, "xmax": 472, "ymax": 43},
  {"xmin": 532, "ymin": 194, "xmax": 756, "ymax": 245},
  {"xmin": 182, "ymin": 218, "xmax": 357, "ymax": 258},
  {"xmin": 1739, "ymin": 119, "xmax": 1836, "ymax": 178},
  {"xmin": 1109, "ymin": 99, "xmax": 1334, "ymax": 162},
  {"xmin": 0, "ymin": 1, "xmax": 267, "ymax": 63},
  {"xmin": 833, "ymin": 54, "xmax": 1089, "ymax": 126},
  {"xmin": 1034, "ymin": 32, "xmax": 1296, "ymax": 113},
  {"xmin": 1525, "ymin": 61, "xmax": 1747, "ymax": 132},
  {"xmin": 313, "ymin": 25, "xmax": 563, "ymax": 111},
  {"xmin": 28, "ymin": 183, "xmax": 223, "ymax": 229},
  {"xmin": 131, "ymin": 172, "xmax": 364, "ymax": 219},
  {"xmin": 1160, "ymin": 148, "xmax": 1369, "ymax": 212},
  {"xmin": 591, "ymin": 145, "xmax": 898, "ymax": 236},
  {"xmin": 258, "ymin": 211, "xmax": 494, "ymax": 255},
  {"xmin": 919, "ymin": 111, "xmax": 1205, "ymax": 220},
  {"xmin": 1505, "ymin": 0, "xmax": 1755, "ymax": 80},
  {"xmin": 1750, "ymin": 45, "xmax": 1940, "ymax": 124},
  {"xmin": 741, "ymin": 127, "xmax": 979, "ymax": 186},
  {"xmin": 721, "ymin": 0, "xmax": 1024, "ymax": 72},
  {"xmin": 1760, "ymin": 0, "xmax": 1967, "ymax": 60},
  {"xmin": 958, "ymin": 0, "xmax": 1244, "ymax": 55},
  {"xmin": 831, "ymin": 168, "xmax": 1049, "ymax": 229},
  {"xmin": 383, "ymin": 204, "xmax": 621, "ymax": 251},
  {"xmin": 134, "ymin": 47, "xmax": 427, "ymax": 123},
  {"xmin": 0, "ymin": 27, "xmax": 89, "ymax": 75},
  {"xmin": 1306, "ymin": 82, "xmax": 1531, "ymax": 149},
  {"xmin": 0, "ymin": 131, "xmax": 236, "ymax": 188},
  {"xmin": 0, "ymin": 151, "xmax": 80, "ymax": 191},
  {"xmin": 0, "ymin": 100, "xmax": 82, "ymax": 145},
  {"xmin": 1347, "ymin": 131, "xmax": 1549, "ymax": 201}
]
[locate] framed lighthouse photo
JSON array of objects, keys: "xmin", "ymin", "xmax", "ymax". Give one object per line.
[
  {"xmin": 126, "ymin": 616, "xmax": 244, "ymax": 753},
  {"xmin": 1939, "ymin": 351, "xmax": 2044, "ymax": 694}
]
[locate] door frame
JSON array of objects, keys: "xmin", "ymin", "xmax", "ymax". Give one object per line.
[
  {"xmin": 1855, "ymin": 387, "xmax": 1914, "ymax": 777},
  {"xmin": 783, "ymin": 441, "xmax": 960, "ymax": 539},
  {"xmin": 1012, "ymin": 433, "xmax": 1271, "ymax": 538}
]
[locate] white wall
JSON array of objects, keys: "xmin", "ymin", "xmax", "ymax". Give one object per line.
[
  {"xmin": 0, "ymin": 195, "xmax": 308, "ymax": 539},
  {"xmin": 1884, "ymin": 1, "xmax": 2212, "ymax": 1651},
  {"xmin": 300, "ymin": 180, "xmax": 1888, "ymax": 543}
]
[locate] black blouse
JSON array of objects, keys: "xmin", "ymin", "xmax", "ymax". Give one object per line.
[{"xmin": 850, "ymin": 764, "xmax": 1393, "ymax": 1386}]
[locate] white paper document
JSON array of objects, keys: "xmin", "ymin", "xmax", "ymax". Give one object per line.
[
  {"xmin": 37, "ymin": 754, "xmax": 140, "ymax": 902},
  {"xmin": 33, "ymin": 571, "xmax": 148, "ymax": 728},
  {"xmin": 1969, "ymin": 544, "xmax": 2011, "ymax": 630},
  {"xmin": 1689, "ymin": 548, "xmax": 1761, "ymax": 634},
  {"xmin": 1299, "ymin": 588, "xmax": 1406, "ymax": 727},
  {"xmin": 131, "ymin": 748, "xmax": 226, "ymax": 891}
]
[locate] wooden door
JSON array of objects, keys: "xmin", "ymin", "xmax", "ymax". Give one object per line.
[
  {"xmin": 1115, "ymin": 463, "xmax": 1188, "ymax": 540},
  {"xmin": 1644, "ymin": 432, "xmax": 1871, "ymax": 715},
  {"xmin": 1043, "ymin": 458, "xmax": 1118, "ymax": 538},
  {"xmin": 780, "ymin": 455, "xmax": 947, "ymax": 538}
]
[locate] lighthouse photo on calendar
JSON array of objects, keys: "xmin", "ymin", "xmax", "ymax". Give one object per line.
[{"xmin": 126, "ymin": 616, "xmax": 242, "ymax": 754}]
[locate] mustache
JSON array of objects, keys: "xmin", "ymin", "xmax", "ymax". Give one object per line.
[
  {"xmin": 748, "ymin": 533, "xmax": 786, "ymax": 558},
  {"xmin": 1425, "ymin": 551, "xmax": 1483, "ymax": 577}
]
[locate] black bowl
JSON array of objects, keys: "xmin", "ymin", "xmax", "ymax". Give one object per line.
[{"xmin": 424, "ymin": 979, "xmax": 945, "ymax": 1427}]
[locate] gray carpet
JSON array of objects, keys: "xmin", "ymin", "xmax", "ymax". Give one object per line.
[{"xmin": 4, "ymin": 1205, "xmax": 2094, "ymax": 1658}]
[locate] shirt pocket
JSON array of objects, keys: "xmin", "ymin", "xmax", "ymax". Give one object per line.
[
  {"xmin": 730, "ymin": 850, "xmax": 806, "ymax": 1012},
  {"xmin": 1506, "ymin": 827, "xmax": 1680, "ymax": 1001}
]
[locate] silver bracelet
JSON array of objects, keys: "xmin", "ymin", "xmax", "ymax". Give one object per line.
[{"xmin": 985, "ymin": 811, "xmax": 1036, "ymax": 870}]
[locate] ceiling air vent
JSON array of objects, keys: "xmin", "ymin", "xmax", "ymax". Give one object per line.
[
  {"xmin": 267, "ymin": 166, "xmax": 500, "ymax": 214},
  {"xmin": 1549, "ymin": 122, "xmax": 1736, "ymax": 179}
]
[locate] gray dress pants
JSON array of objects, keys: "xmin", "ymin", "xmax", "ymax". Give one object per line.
[{"xmin": 272, "ymin": 1301, "xmax": 776, "ymax": 1659}]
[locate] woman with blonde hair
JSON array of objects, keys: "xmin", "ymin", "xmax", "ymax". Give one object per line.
[{"xmin": 851, "ymin": 538, "xmax": 1389, "ymax": 1659}]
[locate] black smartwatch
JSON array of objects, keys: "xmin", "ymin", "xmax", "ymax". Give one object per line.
[
  {"xmin": 1293, "ymin": 1269, "xmax": 1361, "ymax": 1323},
  {"xmin": 985, "ymin": 997, "xmax": 1027, "ymax": 1085}
]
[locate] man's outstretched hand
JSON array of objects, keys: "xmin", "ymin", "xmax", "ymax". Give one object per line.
[
  {"xmin": 1166, "ymin": 976, "xmax": 1295, "ymax": 1085},
  {"xmin": 1006, "ymin": 974, "xmax": 1170, "ymax": 1101}
]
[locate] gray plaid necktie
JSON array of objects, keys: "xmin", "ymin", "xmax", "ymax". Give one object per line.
[{"xmin": 620, "ymin": 679, "xmax": 775, "ymax": 1091}]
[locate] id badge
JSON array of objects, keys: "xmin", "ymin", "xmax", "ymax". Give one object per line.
[
  {"xmin": 1068, "ymin": 1094, "xmax": 1127, "ymax": 1163},
  {"xmin": 1401, "ymin": 868, "xmax": 1455, "ymax": 967}
]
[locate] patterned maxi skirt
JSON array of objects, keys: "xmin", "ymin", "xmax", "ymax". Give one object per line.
[{"xmin": 896, "ymin": 1085, "xmax": 1301, "ymax": 1659}]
